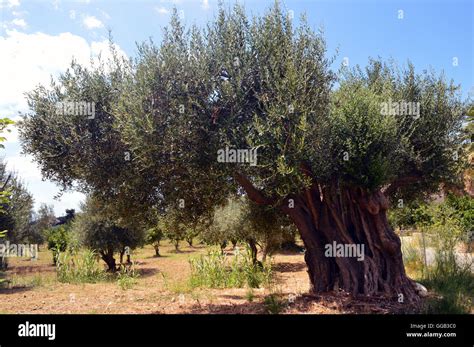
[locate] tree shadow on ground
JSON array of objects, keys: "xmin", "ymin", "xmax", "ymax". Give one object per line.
[
  {"xmin": 0, "ymin": 285, "xmax": 34, "ymax": 295},
  {"xmin": 177, "ymin": 291, "xmax": 418, "ymax": 314},
  {"xmin": 7, "ymin": 264, "xmax": 56, "ymax": 275},
  {"xmin": 169, "ymin": 249, "xmax": 199, "ymax": 255},
  {"xmin": 137, "ymin": 267, "xmax": 160, "ymax": 278},
  {"xmin": 272, "ymin": 262, "xmax": 306, "ymax": 273}
]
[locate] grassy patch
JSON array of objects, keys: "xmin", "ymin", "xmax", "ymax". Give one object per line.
[
  {"xmin": 401, "ymin": 234, "xmax": 427, "ymax": 279},
  {"xmin": 161, "ymin": 272, "xmax": 194, "ymax": 294},
  {"xmin": 263, "ymin": 293, "xmax": 286, "ymax": 314},
  {"xmin": 189, "ymin": 247, "xmax": 272, "ymax": 289},
  {"xmin": 56, "ymin": 250, "xmax": 107, "ymax": 284},
  {"xmin": 245, "ymin": 289, "xmax": 255, "ymax": 302},
  {"xmin": 421, "ymin": 256, "xmax": 473, "ymax": 314},
  {"xmin": 116, "ymin": 263, "xmax": 140, "ymax": 290}
]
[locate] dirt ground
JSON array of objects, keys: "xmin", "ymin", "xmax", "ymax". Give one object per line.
[{"xmin": 0, "ymin": 242, "xmax": 412, "ymax": 314}]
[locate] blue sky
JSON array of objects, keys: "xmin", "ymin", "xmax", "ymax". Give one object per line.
[{"xmin": 0, "ymin": 0, "xmax": 472, "ymax": 215}]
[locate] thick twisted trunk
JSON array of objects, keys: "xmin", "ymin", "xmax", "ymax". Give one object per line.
[
  {"xmin": 234, "ymin": 172, "xmax": 420, "ymax": 304},
  {"xmin": 283, "ymin": 184, "xmax": 419, "ymax": 304}
]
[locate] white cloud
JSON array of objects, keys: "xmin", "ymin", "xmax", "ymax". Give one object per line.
[
  {"xmin": 99, "ymin": 9, "xmax": 110, "ymax": 20},
  {"xmin": 5, "ymin": 154, "xmax": 43, "ymax": 180},
  {"xmin": 11, "ymin": 10, "xmax": 27, "ymax": 17},
  {"xmin": 0, "ymin": 0, "xmax": 20, "ymax": 8},
  {"xmin": 10, "ymin": 18, "xmax": 26, "ymax": 28},
  {"xmin": 0, "ymin": 30, "xmax": 126, "ymax": 214},
  {"xmin": 0, "ymin": 30, "xmax": 90, "ymax": 114},
  {"xmin": 69, "ymin": 10, "xmax": 76, "ymax": 20},
  {"xmin": 201, "ymin": 0, "xmax": 209, "ymax": 10},
  {"xmin": 52, "ymin": 0, "xmax": 60, "ymax": 10},
  {"xmin": 0, "ymin": 29, "xmax": 127, "ymax": 121},
  {"xmin": 83, "ymin": 15, "xmax": 103, "ymax": 29},
  {"xmin": 155, "ymin": 6, "xmax": 170, "ymax": 15}
]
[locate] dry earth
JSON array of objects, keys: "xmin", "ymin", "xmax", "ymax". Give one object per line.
[{"xmin": 0, "ymin": 242, "xmax": 414, "ymax": 314}]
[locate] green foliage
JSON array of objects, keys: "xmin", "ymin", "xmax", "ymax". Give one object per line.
[
  {"xmin": 389, "ymin": 202, "xmax": 433, "ymax": 231},
  {"xmin": 331, "ymin": 83, "xmax": 398, "ymax": 190},
  {"xmin": 16, "ymin": 3, "xmax": 468, "ymax": 302},
  {"xmin": 243, "ymin": 199, "xmax": 297, "ymax": 258},
  {"xmin": 56, "ymin": 249, "xmax": 106, "ymax": 283},
  {"xmin": 45, "ymin": 225, "xmax": 70, "ymax": 264},
  {"xmin": 0, "ymin": 118, "xmax": 13, "ymax": 282},
  {"xmin": 0, "ymin": 118, "xmax": 14, "ymax": 149},
  {"xmin": 445, "ymin": 194, "xmax": 474, "ymax": 244},
  {"xmin": 33, "ymin": 203, "xmax": 56, "ymax": 238},
  {"xmin": 245, "ymin": 289, "xmax": 255, "ymax": 302},
  {"xmin": 400, "ymin": 203, "xmax": 474, "ymax": 313},
  {"xmin": 160, "ymin": 208, "xmax": 188, "ymax": 251},
  {"xmin": 263, "ymin": 294, "xmax": 286, "ymax": 314},
  {"xmin": 116, "ymin": 263, "xmax": 140, "ymax": 290},
  {"xmin": 0, "ymin": 161, "xmax": 36, "ymax": 246},
  {"xmin": 73, "ymin": 196, "xmax": 145, "ymax": 267},
  {"xmin": 202, "ymin": 197, "xmax": 296, "ymax": 258},
  {"xmin": 422, "ymin": 267, "xmax": 473, "ymax": 314},
  {"xmin": 201, "ymin": 198, "xmax": 246, "ymax": 247},
  {"xmin": 145, "ymin": 226, "xmax": 164, "ymax": 256},
  {"xmin": 421, "ymin": 219, "xmax": 473, "ymax": 313},
  {"xmin": 189, "ymin": 247, "xmax": 272, "ymax": 289}
]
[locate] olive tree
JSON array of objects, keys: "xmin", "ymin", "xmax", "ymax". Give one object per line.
[
  {"xmin": 19, "ymin": 4, "xmax": 467, "ymax": 304},
  {"xmin": 73, "ymin": 197, "xmax": 144, "ymax": 271}
]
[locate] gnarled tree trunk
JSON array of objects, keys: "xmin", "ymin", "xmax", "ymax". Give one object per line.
[{"xmin": 282, "ymin": 184, "xmax": 419, "ymax": 304}]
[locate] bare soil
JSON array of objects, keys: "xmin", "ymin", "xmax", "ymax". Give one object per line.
[{"xmin": 0, "ymin": 242, "xmax": 412, "ymax": 314}]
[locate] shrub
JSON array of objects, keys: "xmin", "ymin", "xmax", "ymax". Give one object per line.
[
  {"xmin": 189, "ymin": 247, "xmax": 272, "ymax": 289},
  {"xmin": 45, "ymin": 225, "xmax": 71, "ymax": 265},
  {"xmin": 263, "ymin": 294, "xmax": 286, "ymax": 314},
  {"xmin": 445, "ymin": 194, "xmax": 474, "ymax": 249}
]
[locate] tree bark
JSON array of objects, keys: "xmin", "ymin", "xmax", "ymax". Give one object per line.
[
  {"xmin": 284, "ymin": 185, "xmax": 420, "ymax": 304},
  {"xmin": 220, "ymin": 240, "xmax": 227, "ymax": 253},
  {"xmin": 153, "ymin": 244, "xmax": 161, "ymax": 257},
  {"xmin": 100, "ymin": 249, "xmax": 116, "ymax": 272},
  {"xmin": 186, "ymin": 237, "xmax": 193, "ymax": 247},
  {"xmin": 235, "ymin": 172, "xmax": 420, "ymax": 304},
  {"xmin": 247, "ymin": 238, "xmax": 258, "ymax": 265},
  {"xmin": 119, "ymin": 249, "xmax": 125, "ymax": 265}
]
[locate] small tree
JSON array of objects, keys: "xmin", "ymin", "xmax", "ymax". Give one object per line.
[
  {"xmin": 161, "ymin": 211, "xmax": 187, "ymax": 252},
  {"xmin": 74, "ymin": 197, "xmax": 145, "ymax": 271},
  {"xmin": 203, "ymin": 197, "xmax": 294, "ymax": 263},
  {"xmin": 146, "ymin": 227, "xmax": 163, "ymax": 257},
  {"xmin": 45, "ymin": 224, "xmax": 70, "ymax": 264},
  {"xmin": 33, "ymin": 203, "xmax": 56, "ymax": 239},
  {"xmin": 243, "ymin": 200, "xmax": 297, "ymax": 262},
  {"xmin": 0, "ymin": 117, "xmax": 13, "ymax": 277}
]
